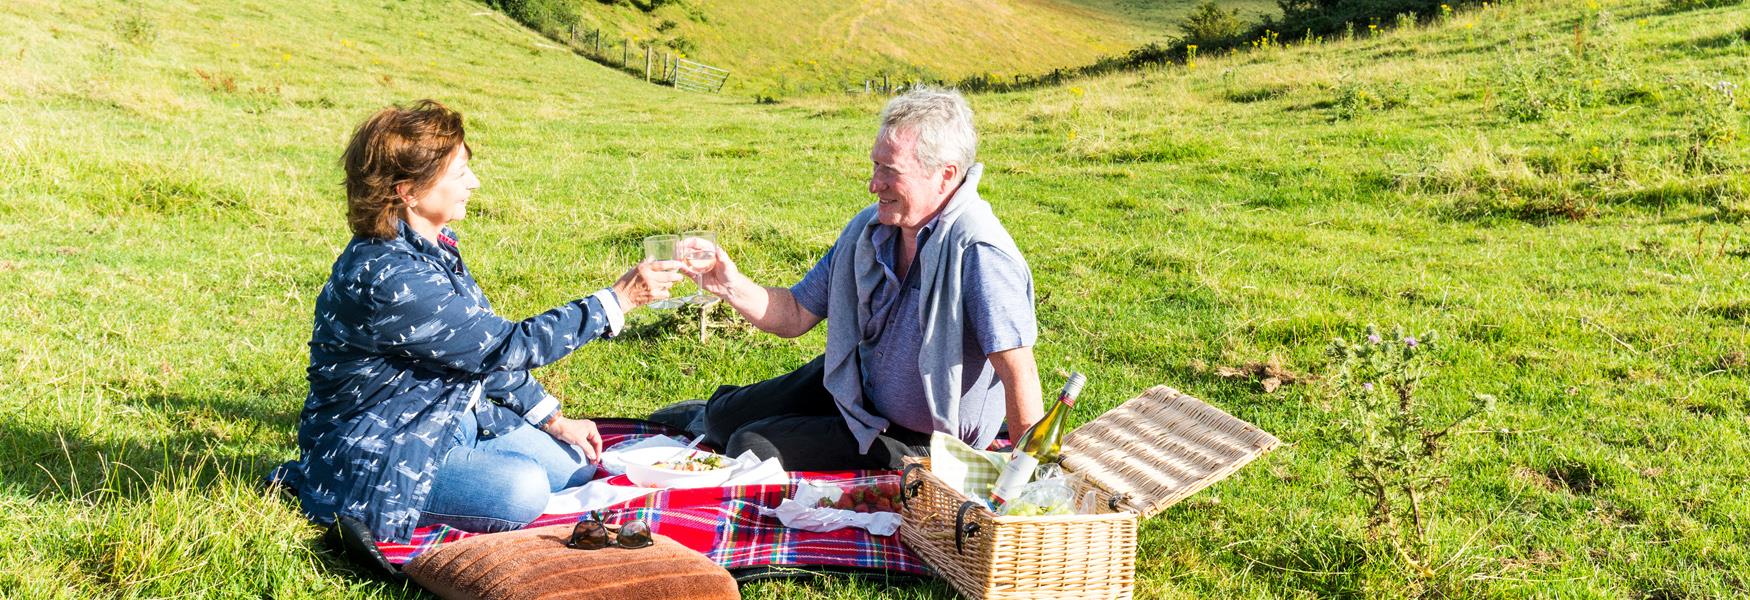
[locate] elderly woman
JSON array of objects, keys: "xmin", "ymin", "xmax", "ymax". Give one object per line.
[{"xmin": 274, "ymin": 100, "xmax": 680, "ymax": 545}]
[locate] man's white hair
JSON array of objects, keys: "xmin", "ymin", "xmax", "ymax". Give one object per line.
[{"xmin": 878, "ymin": 86, "xmax": 977, "ymax": 176}]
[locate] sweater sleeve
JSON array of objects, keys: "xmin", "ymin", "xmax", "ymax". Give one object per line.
[{"xmin": 357, "ymin": 254, "xmax": 613, "ymax": 375}]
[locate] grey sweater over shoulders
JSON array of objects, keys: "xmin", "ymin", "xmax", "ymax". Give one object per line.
[{"xmin": 821, "ymin": 164, "xmax": 1031, "ymax": 452}]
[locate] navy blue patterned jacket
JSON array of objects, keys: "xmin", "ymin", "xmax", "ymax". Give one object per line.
[{"xmin": 279, "ymin": 221, "xmax": 621, "ymax": 542}]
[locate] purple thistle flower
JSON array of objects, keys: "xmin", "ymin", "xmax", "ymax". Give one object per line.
[
  {"xmin": 1362, "ymin": 382, "xmax": 1375, "ymax": 392},
  {"xmin": 1367, "ymin": 334, "xmax": 1382, "ymax": 344},
  {"xmin": 1404, "ymin": 336, "xmax": 1419, "ymax": 348}
]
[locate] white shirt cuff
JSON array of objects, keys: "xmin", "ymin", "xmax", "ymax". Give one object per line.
[
  {"xmin": 589, "ymin": 288, "xmax": 625, "ymax": 337},
  {"xmin": 522, "ymin": 394, "xmax": 561, "ymax": 427}
]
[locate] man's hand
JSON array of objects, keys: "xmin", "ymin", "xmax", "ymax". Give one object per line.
[
  {"xmin": 677, "ymin": 237, "xmax": 743, "ymax": 299},
  {"xmin": 675, "ymin": 238, "xmax": 823, "ymax": 337},
  {"xmin": 611, "ymin": 260, "xmax": 684, "ymax": 310},
  {"xmin": 539, "ymin": 416, "xmax": 604, "ymax": 462}
]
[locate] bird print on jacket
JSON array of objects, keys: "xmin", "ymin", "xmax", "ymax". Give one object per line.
[{"xmin": 279, "ymin": 222, "xmax": 612, "ymax": 542}]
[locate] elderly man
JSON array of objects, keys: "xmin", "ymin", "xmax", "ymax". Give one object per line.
[{"xmin": 682, "ymin": 87, "xmax": 1042, "ymax": 470}]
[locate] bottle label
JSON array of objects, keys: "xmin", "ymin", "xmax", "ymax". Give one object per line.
[{"xmin": 988, "ymin": 453, "xmax": 1040, "ymax": 508}]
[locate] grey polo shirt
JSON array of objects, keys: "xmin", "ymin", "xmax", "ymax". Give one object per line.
[{"xmin": 791, "ymin": 219, "xmax": 1036, "ymax": 438}]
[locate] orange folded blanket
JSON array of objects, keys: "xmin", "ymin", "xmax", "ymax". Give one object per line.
[{"xmin": 403, "ymin": 524, "xmax": 740, "ymax": 600}]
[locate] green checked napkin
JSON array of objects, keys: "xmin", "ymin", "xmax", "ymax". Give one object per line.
[{"xmin": 929, "ymin": 432, "xmax": 1008, "ymax": 501}]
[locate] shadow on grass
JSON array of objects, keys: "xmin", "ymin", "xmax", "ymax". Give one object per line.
[{"xmin": 0, "ymin": 391, "xmax": 296, "ymax": 504}]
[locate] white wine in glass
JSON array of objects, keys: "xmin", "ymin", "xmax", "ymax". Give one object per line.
[
  {"xmin": 642, "ymin": 234, "xmax": 684, "ymax": 310},
  {"xmin": 678, "ymin": 230, "xmax": 717, "ymax": 304}
]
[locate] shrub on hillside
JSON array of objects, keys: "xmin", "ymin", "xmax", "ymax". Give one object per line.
[
  {"xmin": 1666, "ymin": 0, "xmax": 1745, "ymax": 10},
  {"xmin": 113, "ymin": 10, "xmax": 158, "ymax": 47},
  {"xmin": 1179, "ymin": 1, "xmax": 1249, "ymax": 47},
  {"xmin": 1269, "ymin": 0, "xmax": 1446, "ymax": 38},
  {"xmin": 488, "ymin": 0, "xmax": 579, "ymax": 36},
  {"xmin": 598, "ymin": 0, "xmax": 677, "ymax": 12}
]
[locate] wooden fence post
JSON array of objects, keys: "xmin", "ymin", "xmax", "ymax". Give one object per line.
[
  {"xmin": 593, "ymin": 30, "xmax": 600, "ymax": 55},
  {"xmin": 622, "ymin": 40, "xmax": 628, "ymax": 67},
  {"xmin": 645, "ymin": 46, "xmax": 652, "ymax": 82}
]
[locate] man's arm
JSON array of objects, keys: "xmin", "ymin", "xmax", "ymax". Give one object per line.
[
  {"xmin": 718, "ymin": 279, "xmax": 822, "ymax": 338},
  {"xmin": 684, "ymin": 237, "xmax": 827, "ymax": 338},
  {"xmin": 988, "ymin": 345, "xmax": 1043, "ymax": 440}
]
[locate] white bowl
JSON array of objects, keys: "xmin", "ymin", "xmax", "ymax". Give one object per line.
[{"xmin": 618, "ymin": 446, "xmax": 737, "ymax": 489}]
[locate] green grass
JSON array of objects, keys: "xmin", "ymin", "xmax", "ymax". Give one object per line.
[
  {"xmin": 1060, "ymin": 0, "xmax": 1279, "ymax": 36},
  {"xmin": 3, "ymin": 0, "xmax": 1749, "ymax": 597},
  {"xmin": 540, "ymin": 0, "xmax": 1224, "ymax": 96}
]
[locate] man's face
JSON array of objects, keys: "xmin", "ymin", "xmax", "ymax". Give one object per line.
[{"xmin": 868, "ymin": 127, "xmax": 953, "ymax": 231}]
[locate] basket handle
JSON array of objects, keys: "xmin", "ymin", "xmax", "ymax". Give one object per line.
[
  {"xmin": 900, "ymin": 463, "xmax": 926, "ymax": 509},
  {"xmin": 954, "ymin": 501, "xmax": 983, "ymax": 554}
]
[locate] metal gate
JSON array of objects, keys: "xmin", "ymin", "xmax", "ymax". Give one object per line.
[{"xmin": 672, "ymin": 58, "xmax": 730, "ymax": 93}]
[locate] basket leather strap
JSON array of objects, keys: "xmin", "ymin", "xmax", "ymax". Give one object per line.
[
  {"xmin": 953, "ymin": 501, "xmax": 983, "ymax": 554},
  {"xmin": 899, "ymin": 463, "xmax": 926, "ymax": 510}
]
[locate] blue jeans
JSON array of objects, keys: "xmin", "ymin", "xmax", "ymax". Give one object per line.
[{"xmin": 417, "ymin": 410, "xmax": 598, "ymax": 533}]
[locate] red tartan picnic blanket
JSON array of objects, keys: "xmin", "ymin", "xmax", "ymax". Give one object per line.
[{"xmin": 375, "ymin": 419, "xmax": 934, "ymax": 576}]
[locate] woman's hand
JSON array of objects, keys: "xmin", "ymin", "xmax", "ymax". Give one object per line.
[
  {"xmin": 540, "ymin": 416, "xmax": 604, "ymax": 462},
  {"xmin": 610, "ymin": 260, "xmax": 684, "ymax": 310}
]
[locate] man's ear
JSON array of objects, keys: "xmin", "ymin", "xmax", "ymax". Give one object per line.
[{"xmin": 939, "ymin": 163, "xmax": 960, "ymax": 195}]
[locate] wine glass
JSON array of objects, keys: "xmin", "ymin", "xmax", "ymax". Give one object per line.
[
  {"xmin": 642, "ymin": 234, "xmax": 685, "ymax": 310},
  {"xmin": 676, "ymin": 230, "xmax": 718, "ymax": 305}
]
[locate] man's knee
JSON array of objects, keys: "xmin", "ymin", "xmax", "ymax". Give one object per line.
[
  {"xmin": 723, "ymin": 427, "xmax": 781, "ymax": 462},
  {"xmin": 701, "ymin": 384, "xmax": 749, "ymax": 445}
]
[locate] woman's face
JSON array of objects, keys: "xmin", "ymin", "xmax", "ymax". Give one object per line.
[{"xmin": 406, "ymin": 146, "xmax": 479, "ymax": 228}]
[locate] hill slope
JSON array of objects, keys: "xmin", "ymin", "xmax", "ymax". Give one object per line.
[
  {"xmin": 2, "ymin": 0, "xmax": 1749, "ymax": 598},
  {"xmin": 558, "ymin": 0, "xmax": 1275, "ymax": 95}
]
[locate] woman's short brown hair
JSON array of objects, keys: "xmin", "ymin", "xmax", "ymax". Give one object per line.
[{"xmin": 341, "ymin": 99, "xmax": 471, "ymax": 239}]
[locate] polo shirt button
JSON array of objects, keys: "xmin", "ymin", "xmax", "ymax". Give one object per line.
[{"xmin": 479, "ymin": 428, "xmax": 491, "ymax": 437}]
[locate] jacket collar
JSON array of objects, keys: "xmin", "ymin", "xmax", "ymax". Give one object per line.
[{"xmin": 395, "ymin": 220, "xmax": 462, "ymax": 270}]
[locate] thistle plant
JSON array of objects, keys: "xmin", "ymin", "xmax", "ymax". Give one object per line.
[{"xmin": 1323, "ymin": 325, "xmax": 1495, "ymax": 579}]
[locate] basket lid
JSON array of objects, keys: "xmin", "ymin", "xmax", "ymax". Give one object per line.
[{"xmin": 1060, "ymin": 385, "xmax": 1280, "ymax": 518}]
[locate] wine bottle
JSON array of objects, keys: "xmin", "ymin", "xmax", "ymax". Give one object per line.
[{"xmin": 989, "ymin": 372, "xmax": 1087, "ymax": 509}]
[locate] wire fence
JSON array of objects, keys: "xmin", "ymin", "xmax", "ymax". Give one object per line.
[{"xmin": 565, "ymin": 25, "xmax": 729, "ymax": 93}]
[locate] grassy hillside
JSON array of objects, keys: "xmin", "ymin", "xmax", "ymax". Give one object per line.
[
  {"xmin": 550, "ymin": 0, "xmax": 1249, "ymax": 96},
  {"xmin": 1059, "ymin": 0, "xmax": 1278, "ymax": 33},
  {"xmin": 3, "ymin": 0, "xmax": 1749, "ymax": 598}
]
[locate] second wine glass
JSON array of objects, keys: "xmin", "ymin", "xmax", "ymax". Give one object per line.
[{"xmin": 677, "ymin": 230, "xmax": 717, "ymax": 305}]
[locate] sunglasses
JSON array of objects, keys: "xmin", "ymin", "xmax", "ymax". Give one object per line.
[{"xmin": 566, "ymin": 518, "xmax": 654, "ymax": 550}]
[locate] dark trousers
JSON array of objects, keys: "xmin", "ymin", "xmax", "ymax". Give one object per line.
[{"xmin": 702, "ymin": 355, "xmax": 931, "ymax": 471}]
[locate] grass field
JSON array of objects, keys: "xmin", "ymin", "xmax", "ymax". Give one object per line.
[
  {"xmin": 2, "ymin": 0, "xmax": 1748, "ymax": 597},
  {"xmin": 1058, "ymin": 0, "xmax": 1278, "ymax": 35},
  {"xmin": 535, "ymin": 0, "xmax": 1268, "ymax": 96}
]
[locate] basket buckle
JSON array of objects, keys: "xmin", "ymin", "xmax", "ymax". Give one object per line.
[
  {"xmin": 900, "ymin": 463, "xmax": 926, "ymax": 509},
  {"xmin": 953, "ymin": 501, "xmax": 983, "ymax": 554}
]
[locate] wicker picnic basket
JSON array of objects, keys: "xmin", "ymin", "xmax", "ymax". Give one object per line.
[{"xmin": 898, "ymin": 385, "xmax": 1280, "ymax": 599}]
